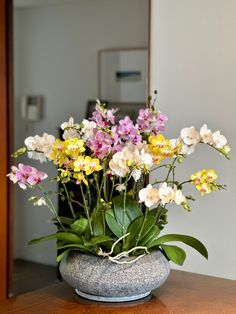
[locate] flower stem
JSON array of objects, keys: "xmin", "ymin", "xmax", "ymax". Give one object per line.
[
  {"xmin": 62, "ymin": 183, "xmax": 76, "ymax": 220},
  {"xmin": 135, "ymin": 208, "xmax": 148, "ymax": 247},
  {"xmin": 122, "ymin": 177, "xmax": 128, "ymax": 249},
  {"xmin": 165, "ymin": 157, "xmax": 178, "ymax": 181},
  {"xmin": 177, "ymin": 180, "xmax": 193, "ymax": 188},
  {"xmin": 80, "ymin": 184, "xmax": 93, "ymax": 236},
  {"xmin": 150, "ymin": 164, "xmax": 170, "ymax": 172},
  {"xmin": 94, "ymin": 173, "xmax": 101, "ymax": 206},
  {"xmin": 109, "ymin": 177, "xmax": 115, "ymax": 201},
  {"xmin": 37, "ymin": 185, "xmax": 66, "ymax": 231}
]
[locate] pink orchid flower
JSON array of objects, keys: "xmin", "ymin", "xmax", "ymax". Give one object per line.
[{"xmin": 7, "ymin": 163, "xmax": 48, "ymax": 190}]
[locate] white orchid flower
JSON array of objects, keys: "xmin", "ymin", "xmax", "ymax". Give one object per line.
[
  {"xmin": 27, "ymin": 151, "xmax": 47, "ymax": 163},
  {"xmin": 33, "ymin": 197, "xmax": 46, "ymax": 206},
  {"xmin": 174, "ymin": 189, "xmax": 186, "ymax": 205},
  {"xmin": 109, "ymin": 143, "xmax": 152, "ymax": 178},
  {"xmin": 109, "ymin": 151, "xmax": 129, "ymax": 177},
  {"xmin": 25, "ymin": 133, "xmax": 56, "ymax": 162},
  {"xmin": 212, "ymin": 131, "xmax": 227, "ymax": 149},
  {"xmin": 115, "ymin": 184, "xmax": 126, "ymax": 192},
  {"xmin": 139, "ymin": 184, "xmax": 160, "ymax": 208},
  {"xmin": 61, "ymin": 117, "xmax": 80, "ymax": 130},
  {"xmin": 200, "ymin": 124, "xmax": 213, "ymax": 144},
  {"xmin": 62, "ymin": 128, "xmax": 79, "ymax": 140},
  {"xmin": 180, "ymin": 126, "xmax": 201, "ymax": 146},
  {"xmin": 81, "ymin": 119, "xmax": 97, "ymax": 141},
  {"xmin": 131, "ymin": 169, "xmax": 142, "ymax": 182},
  {"xmin": 180, "ymin": 144, "xmax": 196, "ymax": 155},
  {"xmin": 159, "ymin": 182, "xmax": 175, "ymax": 205}
]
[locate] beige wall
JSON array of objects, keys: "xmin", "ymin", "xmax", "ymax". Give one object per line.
[{"xmin": 150, "ymin": 0, "xmax": 236, "ymax": 279}]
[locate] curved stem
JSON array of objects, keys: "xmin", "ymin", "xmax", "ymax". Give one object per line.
[
  {"xmin": 178, "ymin": 180, "xmax": 193, "ymax": 188},
  {"xmin": 37, "ymin": 185, "xmax": 66, "ymax": 231},
  {"xmin": 150, "ymin": 164, "xmax": 170, "ymax": 172},
  {"xmin": 165, "ymin": 157, "xmax": 178, "ymax": 182},
  {"xmin": 71, "ymin": 199, "xmax": 85, "ymax": 208}
]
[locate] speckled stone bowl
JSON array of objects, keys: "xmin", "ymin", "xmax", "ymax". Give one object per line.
[{"xmin": 59, "ymin": 250, "xmax": 170, "ymax": 302}]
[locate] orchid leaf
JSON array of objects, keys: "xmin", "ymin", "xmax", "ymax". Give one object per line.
[
  {"xmin": 28, "ymin": 232, "xmax": 83, "ymax": 246},
  {"xmin": 105, "ymin": 209, "xmax": 123, "ymax": 238},
  {"xmin": 113, "ymin": 195, "xmax": 143, "ymax": 230},
  {"xmin": 56, "ymin": 243, "xmax": 94, "ymax": 253},
  {"xmin": 57, "ymin": 249, "xmax": 70, "ymax": 263},
  {"xmin": 152, "ymin": 234, "xmax": 208, "ymax": 259},
  {"xmin": 89, "ymin": 235, "xmax": 113, "ymax": 245},
  {"xmin": 91, "ymin": 204, "xmax": 106, "ymax": 236},
  {"xmin": 71, "ymin": 218, "xmax": 88, "ymax": 235},
  {"xmin": 105, "ymin": 195, "xmax": 143, "ymax": 239},
  {"xmin": 139, "ymin": 225, "xmax": 161, "ymax": 247},
  {"xmin": 160, "ymin": 244, "xmax": 186, "ymax": 265},
  {"xmin": 124, "ymin": 210, "xmax": 157, "ymax": 250},
  {"xmin": 52, "ymin": 216, "xmax": 74, "ymax": 226}
]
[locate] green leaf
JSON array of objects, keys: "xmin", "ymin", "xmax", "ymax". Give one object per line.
[
  {"xmin": 105, "ymin": 209, "xmax": 123, "ymax": 238},
  {"xmin": 160, "ymin": 244, "xmax": 186, "ymax": 266},
  {"xmin": 100, "ymin": 240, "xmax": 122, "ymax": 255},
  {"xmin": 153, "ymin": 234, "xmax": 208, "ymax": 259},
  {"xmin": 52, "ymin": 216, "xmax": 74, "ymax": 226},
  {"xmin": 124, "ymin": 210, "xmax": 157, "ymax": 250},
  {"xmin": 113, "ymin": 197, "xmax": 131, "ymax": 231},
  {"xmin": 57, "ymin": 249, "xmax": 70, "ymax": 263},
  {"xmin": 56, "ymin": 243, "xmax": 93, "ymax": 253},
  {"xmin": 28, "ymin": 232, "xmax": 83, "ymax": 246},
  {"xmin": 71, "ymin": 218, "xmax": 88, "ymax": 235},
  {"xmin": 123, "ymin": 196, "xmax": 143, "ymax": 221},
  {"xmin": 139, "ymin": 225, "xmax": 161, "ymax": 247},
  {"xmin": 91, "ymin": 204, "xmax": 105, "ymax": 236},
  {"xmin": 89, "ymin": 235, "xmax": 113, "ymax": 245},
  {"xmin": 113, "ymin": 195, "xmax": 143, "ymax": 224},
  {"xmin": 105, "ymin": 195, "xmax": 143, "ymax": 239}
]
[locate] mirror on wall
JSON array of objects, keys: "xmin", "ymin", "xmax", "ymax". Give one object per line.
[{"xmin": 12, "ymin": 0, "xmax": 149, "ymax": 296}]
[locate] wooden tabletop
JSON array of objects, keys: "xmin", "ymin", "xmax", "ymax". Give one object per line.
[{"xmin": 1, "ymin": 270, "xmax": 236, "ymax": 314}]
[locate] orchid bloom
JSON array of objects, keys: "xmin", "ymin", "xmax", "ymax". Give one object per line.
[
  {"xmin": 25, "ymin": 133, "xmax": 56, "ymax": 162},
  {"xmin": 180, "ymin": 126, "xmax": 201, "ymax": 146},
  {"xmin": 7, "ymin": 163, "xmax": 47, "ymax": 190},
  {"xmin": 139, "ymin": 184, "xmax": 160, "ymax": 208}
]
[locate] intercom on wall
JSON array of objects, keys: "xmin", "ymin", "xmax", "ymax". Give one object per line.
[{"xmin": 21, "ymin": 95, "xmax": 43, "ymax": 121}]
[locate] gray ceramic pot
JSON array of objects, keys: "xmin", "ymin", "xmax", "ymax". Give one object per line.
[{"xmin": 59, "ymin": 250, "xmax": 170, "ymax": 302}]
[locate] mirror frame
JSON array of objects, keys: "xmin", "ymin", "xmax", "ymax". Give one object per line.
[
  {"xmin": 0, "ymin": 0, "xmax": 14, "ymax": 300},
  {"xmin": 0, "ymin": 0, "xmax": 151, "ymax": 299}
]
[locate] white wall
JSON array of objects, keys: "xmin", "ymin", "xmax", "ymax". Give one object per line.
[
  {"xmin": 150, "ymin": 0, "xmax": 236, "ymax": 279},
  {"xmin": 100, "ymin": 50, "xmax": 147, "ymax": 102},
  {"xmin": 14, "ymin": 0, "xmax": 148, "ymax": 265}
]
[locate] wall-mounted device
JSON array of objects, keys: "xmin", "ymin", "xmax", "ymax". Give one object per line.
[{"xmin": 21, "ymin": 95, "xmax": 43, "ymax": 121}]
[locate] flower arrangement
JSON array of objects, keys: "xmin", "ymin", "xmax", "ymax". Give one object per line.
[{"xmin": 8, "ymin": 97, "xmax": 230, "ymax": 266}]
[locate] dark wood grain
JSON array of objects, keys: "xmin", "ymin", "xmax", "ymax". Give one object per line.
[
  {"xmin": 1, "ymin": 270, "xmax": 236, "ymax": 313},
  {"xmin": 0, "ymin": 0, "xmax": 8, "ymax": 301}
]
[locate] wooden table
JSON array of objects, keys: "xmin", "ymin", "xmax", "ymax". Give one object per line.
[{"xmin": 1, "ymin": 270, "xmax": 236, "ymax": 314}]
